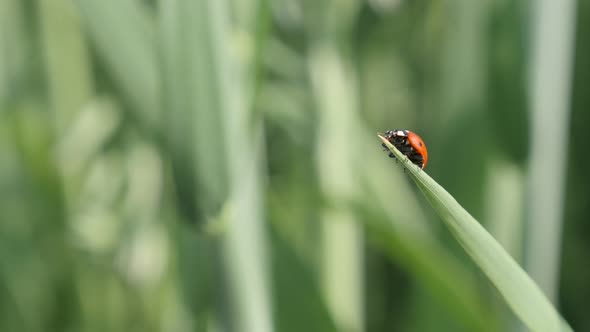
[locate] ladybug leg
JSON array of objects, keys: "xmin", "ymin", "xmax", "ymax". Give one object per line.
[{"xmin": 382, "ymin": 145, "xmax": 396, "ymax": 159}]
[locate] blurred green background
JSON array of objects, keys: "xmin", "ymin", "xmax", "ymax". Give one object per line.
[{"xmin": 0, "ymin": 0, "xmax": 588, "ymax": 331}]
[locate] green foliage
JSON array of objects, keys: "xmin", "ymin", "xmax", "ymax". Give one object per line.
[
  {"xmin": 0, "ymin": 0, "xmax": 588, "ymax": 331},
  {"xmin": 380, "ymin": 135, "xmax": 572, "ymax": 332}
]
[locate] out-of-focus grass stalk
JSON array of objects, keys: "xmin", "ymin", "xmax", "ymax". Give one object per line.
[
  {"xmin": 485, "ymin": 160, "xmax": 524, "ymax": 260},
  {"xmin": 0, "ymin": 0, "xmax": 27, "ymax": 105},
  {"xmin": 308, "ymin": 45, "xmax": 364, "ymax": 332},
  {"xmin": 37, "ymin": 1, "xmax": 97, "ymax": 329},
  {"xmin": 302, "ymin": 2, "xmax": 365, "ymax": 330},
  {"xmin": 206, "ymin": 1, "xmax": 274, "ymax": 331},
  {"xmin": 0, "ymin": 1, "xmax": 5, "ymax": 103},
  {"xmin": 525, "ymin": 0, "xmax": 577, "ymax": 303},
  {"xmin": 38, "ymin": 0, "xmax": 98, "ymax": 248},
  {"xmin": 38, "ymin": 0, "xmax": 93, "ymax": 134},
  {"xmin": 159, "ymin": 0, "xmax": 228, "ymax": 214},
  {"xmin": 74, "ymin": 0, "xmax": 159, "ymax": 130},
  {"xmin": 438, "ymin": 0, "xmax": 487, "ymax": 125},
  {"xmin": 484, "ymin": 159, "xmax": 526, "ymax": 329},
  {"xmin": 160, "ymin": 0, "xmax": 272, "ymax": 330}
]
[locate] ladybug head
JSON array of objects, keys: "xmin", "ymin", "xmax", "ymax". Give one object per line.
[
  {"xmin": 383, "ymin": 129, "xmax": 408, "ymax": 139},
  {"xmin": 383, "ymin": 130, "xmax": 395, "ymax": 138}
]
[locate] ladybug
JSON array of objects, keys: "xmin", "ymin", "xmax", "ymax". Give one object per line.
[{"xmin": 382, "ymin": 129, "xmax": 428, "ymax": 169}]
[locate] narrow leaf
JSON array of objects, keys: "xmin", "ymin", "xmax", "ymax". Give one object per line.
[
  {"xmin": 378, "ymin": 135, "xmax": 573, "ymax": 332},
  {"xmin": 74, "ymin": 0, "xmax": 159, "ymax": 130}
]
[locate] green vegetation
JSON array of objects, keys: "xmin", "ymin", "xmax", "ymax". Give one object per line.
[
  {"xmin": 380, "ymin": 135, "xmax": 572, "ymax": 331},
  {"xmin": 1, "ymin": 0, "xmax": 589, "ymax": 331}
]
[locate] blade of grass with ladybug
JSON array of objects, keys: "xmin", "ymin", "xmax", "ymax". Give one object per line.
[{"xmin": 378, "ymin": 134, "xmax": 572, "ymax": 332}]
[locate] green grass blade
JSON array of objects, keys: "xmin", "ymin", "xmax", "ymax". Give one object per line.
[
  {"xmin": 38, "ymin": 0, "xmax": 94, "ymax": 133},
  {"xmin": 524, "ymin": 0, "xmax": 577, "ymax": 303},
  {"xmin": 379, "ymin": 135, "xmax": 573, "ymax": 332},
  {"xmin": 199, "ymin": 1, "xmax": 274, "ymax": 331},
  {"xmin": 308, "ymin": 47, "xmax": 364, "ymax": 332},
  {"xmin": 74, "ymin": 0, "xmax": 159, "ymax": 130},
  {"xmin": 159, "ymin": 0, "xmax": 228, "ymax": 214}
]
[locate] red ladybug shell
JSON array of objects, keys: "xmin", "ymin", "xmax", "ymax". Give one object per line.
[
  {"xmin": 382, "ymin": 129, "xmax": 428, "ymax": 169},
  {"xmin": 407, "ymin": 131, "xmax": 428, "ymax": 168}
]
